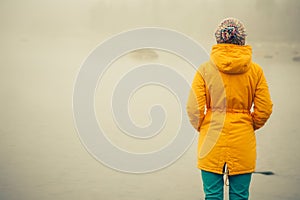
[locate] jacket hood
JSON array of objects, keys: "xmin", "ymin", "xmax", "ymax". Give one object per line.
[{"xmin": 210, "ymin": 44, "xmax": 252, "ymax": 74}]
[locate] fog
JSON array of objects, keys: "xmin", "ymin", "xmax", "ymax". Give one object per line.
[{"xmin": 1, "ymin": 0, "xmax": 300, "ymax": 199}]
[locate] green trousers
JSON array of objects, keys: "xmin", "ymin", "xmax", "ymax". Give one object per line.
[{"xmin": 201, "ymin": 170, "xmax": 252, "ymax": 200}]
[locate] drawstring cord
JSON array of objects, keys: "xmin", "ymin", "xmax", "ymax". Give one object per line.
[{"xmin": 224, "ymin": 164, "xmax": 229, "ymax": 186}]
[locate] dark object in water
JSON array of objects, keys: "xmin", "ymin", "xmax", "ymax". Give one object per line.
[
  {"xmin": 292, "ymin": 56, "xmax": 300, "ymax": 62},
  {"xmin": 254, "ymin": 171, "xmax": 275, "ymax": 175},
  {"xmin": 130, "ymin": 49, "xmax": 159, "ymax": 61},
  {"xmin": 264, "ymin": 55, "xmax": 273, "ymax": 59}
]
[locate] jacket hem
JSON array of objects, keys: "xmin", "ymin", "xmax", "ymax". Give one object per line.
[{"xmin": 197, "ymin": 165, "xmax": 255, "ymax": 175}]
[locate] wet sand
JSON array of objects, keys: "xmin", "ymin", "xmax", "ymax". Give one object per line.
[{"xmin": 1, "ymin": 0, "xmax": 300, "ymax": 199}]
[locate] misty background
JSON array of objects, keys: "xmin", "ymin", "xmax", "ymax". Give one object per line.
[{"xmin": 1, "ymin": 0, "xmax": 300, "ymax": 199}]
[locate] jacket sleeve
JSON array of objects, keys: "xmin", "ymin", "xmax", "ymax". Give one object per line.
[
  {"xmin": 252, "ymin": 68, "xmax": 273, "ymax": 130},
  {"xmin": 186, "ymin": 69, "xmax": 207, "ymax": 131}
]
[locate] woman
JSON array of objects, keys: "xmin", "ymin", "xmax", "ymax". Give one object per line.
[{"xmin": 187, "ymin": 18, "xmax": 273, "ymax": 200}]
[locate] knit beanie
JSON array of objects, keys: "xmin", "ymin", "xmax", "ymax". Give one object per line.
[{"xmin": 215, "ymin": 18, "xmax": 246, "ymax": 45}]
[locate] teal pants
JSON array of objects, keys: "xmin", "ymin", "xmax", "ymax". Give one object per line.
[{"xmin": 201, "ymin": 170, "xmax": 252, "ymax": 200}]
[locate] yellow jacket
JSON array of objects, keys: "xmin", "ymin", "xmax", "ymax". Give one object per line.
[{"xmin": 187, "ymin": 44, "xmax": 273, "ymax": 175}]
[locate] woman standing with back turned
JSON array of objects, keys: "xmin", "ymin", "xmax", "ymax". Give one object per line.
[{"xmin": 187, "ymin": 18, "xmax": 273, "ymax": 200}]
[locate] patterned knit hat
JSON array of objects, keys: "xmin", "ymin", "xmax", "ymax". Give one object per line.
[{"xmin": 215, "ymin": 18, "xmax": 246, "ymax": 45}]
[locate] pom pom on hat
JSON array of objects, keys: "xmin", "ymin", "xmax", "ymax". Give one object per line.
[{"xmin": 215, "ymin": 18, "xmax": 246, "ymax": 45}]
